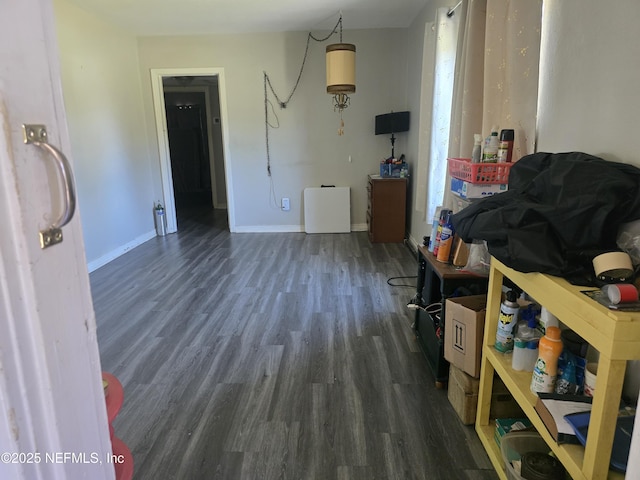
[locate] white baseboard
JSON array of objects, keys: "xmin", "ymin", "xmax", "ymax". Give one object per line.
[{"xmin": 87, "ymin": 230, "xmax": 156, "ymax": 273}]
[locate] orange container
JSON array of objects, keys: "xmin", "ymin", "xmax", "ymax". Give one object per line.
[
  {"xmin": 530, "ymin": 326, "xmax": 563, "ymax": 394},
  {"xmin": 448, "ymin": 157, "xmax": 513, "ymax": 184}
]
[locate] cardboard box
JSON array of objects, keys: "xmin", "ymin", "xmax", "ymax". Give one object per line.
[
  {"xmin": 444, "ymin": 295, "xmax": 487, "ymax": 378},
  {"xmin": 447, "ymin": 364, "xmax": 480, "ymax": 425},
  {"xmin": 447, "ymin": 364, "xmax": 525, "ymax": 425},
  {"xmin": 450, "ymin": 177, "xmax": 508, "ymax": 199}
]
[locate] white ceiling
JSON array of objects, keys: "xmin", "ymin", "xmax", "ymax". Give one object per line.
[{"xmin": 67, "ymin": 0, "xmax": 431, "ymax": 36}]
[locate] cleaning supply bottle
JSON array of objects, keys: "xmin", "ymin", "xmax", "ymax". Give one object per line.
[
  {"xmin": 436, "ymin": 211, "xmax": 455, "ymax": 263},
  {"xmin": 495, "ymin": 290, "xmax": 519, "ymax": 353},
  {"xmin": 530, "ymin": 326, "xmax": 563, "ymax": 394},
  {"xmin": 497, "ymin": 129, "xmax": 514, "ymax": 163},
  {"xmin": 512, "ymin": 310, "xmax": 541, "ymax": 372},
  {"xmin": 536, "ymin": 306, "xmax": 559, "ymax": 336},
  {"xmin": 432, "ymin": 209, "xmax": 450, "ymax": 257},
  {"xmin": 471, "ymin": 134, "xmax": 482, "ymax": 163},
  {"xmin": 482, "ymin": 126, "xmax": 499, "ymax": 163},
  {"xmin": 428, "ymin": 206, "xmax": 443, "ymax": 252}
]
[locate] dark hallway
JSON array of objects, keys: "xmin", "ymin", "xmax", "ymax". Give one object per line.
[{"xmin": 164, "ymin": 91, "xmax": 213, "ymax": 222}]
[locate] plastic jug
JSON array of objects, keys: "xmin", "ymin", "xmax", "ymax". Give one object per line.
[{"xmin": 512, "ymin": 316, "xmax": 540, "ymax": 372}]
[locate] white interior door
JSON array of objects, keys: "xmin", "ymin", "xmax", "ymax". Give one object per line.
[{"xmin": 0, "ymin": 1, "xmax": 113, "ymax": 479}]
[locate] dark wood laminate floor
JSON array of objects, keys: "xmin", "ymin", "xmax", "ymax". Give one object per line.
[{"xmin": 91, "ymin": 206, "xmax": 497, "ymax": 480}]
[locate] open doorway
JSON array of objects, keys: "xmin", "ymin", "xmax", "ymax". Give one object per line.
[
  {"xmin": 150, "ymin": 68, "xmax": 236, "ymax": 233},
  {"xmin": 163, "ymin": 80, "xmax": 224, "ymax": 226}
]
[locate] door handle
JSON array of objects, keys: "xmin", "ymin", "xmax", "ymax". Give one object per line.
[{"xmin": 23, "ymin": 124, "xmax": 77, "ymax": 249}]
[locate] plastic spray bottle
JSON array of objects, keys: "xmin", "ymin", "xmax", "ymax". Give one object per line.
[
  {"xmin": 471, "ymin": 134, "xmax": 482, "ymax": 163},
  {"xmin": 495, "ymin": 290, "xmax": 519, "ymax": 353},
  {"xmin": 530, "ymin": 326, "xmax": 563, "ymax": 394}
]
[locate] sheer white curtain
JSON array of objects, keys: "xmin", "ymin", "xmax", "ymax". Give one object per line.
[
  {"xmin": 447, "ymin": 0, "xmax": 543, "ymax": 191},
  {"xmin": 448, "ymin": 0, "xmax": 487, "ymax": 162},
  {"xmin": 426, "ymin": 8, "xmax": 461, "ymax": 222}
]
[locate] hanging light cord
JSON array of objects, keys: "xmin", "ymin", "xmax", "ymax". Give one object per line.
[{"xmin": 264, "ymin": 14, "xmax": 343, "ymax": 179}]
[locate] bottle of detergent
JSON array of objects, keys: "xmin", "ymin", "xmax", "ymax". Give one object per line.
[{"xmin": 482, "ymin": 126, "xmax": 499, "ymax": 163}]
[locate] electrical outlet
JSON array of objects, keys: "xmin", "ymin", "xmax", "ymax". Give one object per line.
[{"xmin": 281, "ymin": 197, "xmax": 290, "ymax": 211}]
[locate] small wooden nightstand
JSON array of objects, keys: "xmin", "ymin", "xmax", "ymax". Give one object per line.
[{"xmin": 366, "ymin": 175, "xmax": 407, "ymax": 243}]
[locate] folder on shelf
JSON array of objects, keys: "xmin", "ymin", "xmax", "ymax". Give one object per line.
[
  {"xmin": 564, "ymin": 410, "xmax": 634, "ymax": 473},
  {"xmin": 534, "ymin": 393, "xmax": 593, "ymax": 444}
]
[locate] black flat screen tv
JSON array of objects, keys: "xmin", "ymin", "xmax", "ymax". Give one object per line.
[{"xmin": 375, "ymin": 111, "xmax": 410, "ymax": 135}]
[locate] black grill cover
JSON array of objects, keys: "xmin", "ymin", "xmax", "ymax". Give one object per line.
[{"xmin": 451, "ymin": 152, "xmax": 640, "ymax": 281}]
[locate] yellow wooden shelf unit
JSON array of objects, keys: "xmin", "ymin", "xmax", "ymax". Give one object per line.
[{"xmin": 475, "ymin": 257, "xmax": 640, "ymax": 480}]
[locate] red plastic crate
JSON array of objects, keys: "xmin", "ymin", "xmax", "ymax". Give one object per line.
[{"xmin": 448, "ymin": 157, "xmax": 513, "ymax": 184}]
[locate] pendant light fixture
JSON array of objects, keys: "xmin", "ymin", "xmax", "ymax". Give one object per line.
[
  {"xmin": 326, "ymin": 42, "xmax": 356, "ymax": 112},
  {"xmin": 325, "ymin": 16, "xmax": 355, "ymax": 135}
]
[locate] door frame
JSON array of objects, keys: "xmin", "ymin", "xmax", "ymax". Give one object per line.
[{"xmin": 150, "ymin": 67, "xmax": 235, "ymax": 232}]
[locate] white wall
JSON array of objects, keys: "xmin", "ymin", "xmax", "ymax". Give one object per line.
[
  {"xmin": 537, "ymin": 0, "xmax": 640, "ymax": 474},
  {"xmin": 137, "ymin": 29, "xmax": 409, "ymax": 231},
  {"xmin": 537, "ymin": 0, "xmax": 640, "ymax": 165},
  {"xmin": 54, "ymin": 0, "xmax": 156, "ymax": 270}
]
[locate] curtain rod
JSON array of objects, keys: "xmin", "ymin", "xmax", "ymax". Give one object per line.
[{"xmin": 447, "ymin": 1, "xmax": 463, "ymax": 17}]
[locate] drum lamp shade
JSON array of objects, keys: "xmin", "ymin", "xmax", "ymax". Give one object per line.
[{"xmin": 326, "ymin": 43, "xmax": 356, "ymax": 94}]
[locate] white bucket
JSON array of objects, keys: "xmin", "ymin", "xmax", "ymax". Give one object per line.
[{"xmin": 584, "ymin": 363, "xmax": 598, "ymax": 397}]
